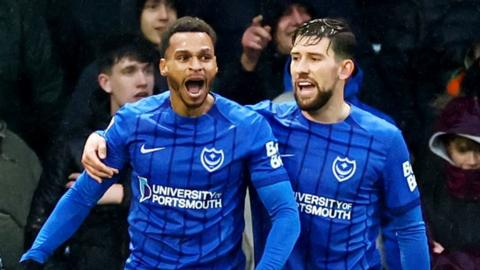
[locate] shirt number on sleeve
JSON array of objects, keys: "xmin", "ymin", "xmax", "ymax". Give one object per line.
[
  {"xmin": 265, "ymin": 141, "xmax": 283, "ymax": 169},
  {"xmin": 402, "ymin": 161, "xmax": 417, "ymax": 192}
]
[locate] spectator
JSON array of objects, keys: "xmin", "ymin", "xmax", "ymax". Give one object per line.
[
  {"xmin": 136, "ymin": 0, "xmax": 179, "ymax": 47},
  {"xmin": 0, "ymin": 121, "xmax": 41, "ymax": 270},
  {"xmin": 62, "ymin": 0, "xmax": 180, "ymax": 134},
  {"xmin": 419, "ymin": 65, "xmax": 480, "ymax": 269},
  {"xmin": 25, "ymin": 35, "xmax": 156, "ymax": 270},
  {"xmin": 0, "ymin": 0, "xmax": 65, "ymax": 160},
  {"xmin": 355, "ymin": 0, "xmax": 424, "ymax": 158},
  {"xmin": 215, "ymin": 0, "xmax": 313, "ymax": 104}
]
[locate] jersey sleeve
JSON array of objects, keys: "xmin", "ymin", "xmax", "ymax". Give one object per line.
[
  {"xmin": 247, "ymin": 114, "xmax": 289, "ymax": 188},
  {"xmin": 102, "ymin": 106, "xmax": 133, "ymax": 169},
  {"xmin": 20, "ymin": 172, "xmax": 118, "ymax": 263},
  {"xmin": 382, "ymin": 130, "xmax": 421, "ymax": 215}
]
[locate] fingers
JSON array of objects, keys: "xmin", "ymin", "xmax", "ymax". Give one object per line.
[
  {"xmin": 84, "ymin": 163, "xmax": 115, "ymax": 183},
  {"xmin": 242, "ymin": 15, "xmax": 272, "ymax": 52},
  {"xmin": 83, "ymin": 155, "xmax": 118, "ymax": 178},
  {"xmin": 68, "ymin": 172, "xmax": 81, "ymax": 181},
  {"xmin": 65, "ymin": 180, "xmax": 75, "ymax": 188},
  {"xmin": 81, "ymin": 132, "xmax": 119, "ymax": 183}
]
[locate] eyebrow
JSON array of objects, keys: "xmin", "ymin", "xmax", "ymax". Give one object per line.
[
  {"xmin": 174, "ymin": 47, "xmax": 213, "ymax": 54},
  {"xmin": 291, "ymin": 51, "xmax": 324, "ymax": 57}
]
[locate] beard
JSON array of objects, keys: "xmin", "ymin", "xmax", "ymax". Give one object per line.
[{"xmin": 294, "ymin": 87, "xmax": 333, "ymax": 112}]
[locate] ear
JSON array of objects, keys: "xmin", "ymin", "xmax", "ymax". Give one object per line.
[
  {"xmin": 214, "ymin": 56, "xmax": 218, "ymax": 74},
  {"xmin": 98, "ymin": 73, "xmax": 112, "ymax": 94},
  {"xmin": 338, "ymin": 59, "xmax": 355, "ymax": 80},
  {"xmin": 159, "ymin": 58, "xmax": 168, "ymax": 77}
]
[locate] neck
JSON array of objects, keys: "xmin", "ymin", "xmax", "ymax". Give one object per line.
[
  {"xmin": 171, "ymin": 93, "xmax": 215, "ymax": 117},
  {"xmin": 110, "ymin": 100, "xmax": 119, "ymax": 116}
]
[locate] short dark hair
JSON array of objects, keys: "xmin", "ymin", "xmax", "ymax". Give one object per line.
[
  {"xmin": 159, "ymin": 16, "xmax": 217, "ymax": 57},
  {"xmin": 97, "ymin": 34, "xmax": 158, "ymax": 74},
  {"xmin": 292, "ymin": 18, "xmax": 356, "ymax": 61}
]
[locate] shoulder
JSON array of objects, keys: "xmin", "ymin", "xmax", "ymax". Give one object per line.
[
  {"xmin": 349, "ymin": 105, "xmax": 403, "ymax": 145},
  {"xmin": 214, "ymin": 94, "xmax": 267, "ymax": 126},
  {"xmin": 117, "ymin": 92, "xmax": 169, "ymax": 117},
  {"xmin": 247, "ymin": 100, "xmax": 298, "ymax": 119}
]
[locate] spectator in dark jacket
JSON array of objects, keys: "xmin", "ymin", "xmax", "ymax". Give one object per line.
[
  {"xmin": 418, "ymin": 65, "xmax": 480, "ymax": 268},
  {"xmin": 0, "ymin": 0, "xmax": 64, "ymax": 160},
  {"xmin": 215, "ymin": 0, "xmax": 314, "ymax": 105},
  {"xmin": 0, "ymin": 121, "xmax": 41, "ymax": 270},
  {"xmin": 61, "ymin": 0, "xmax": 180, "ymax": 135},
  {"xmin": 25, "ymin": 36, "xmax": 157, "ymax": 270}
]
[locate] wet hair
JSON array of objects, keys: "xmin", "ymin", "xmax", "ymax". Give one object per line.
[
  {"xmin": 97, "ymin": 34, "xmax": 158, "ymax": 74},
  {"xmin": 159, "ymin": 16, "xmax": 217, "ymax": 57},
  {"xmin": 292, "ymin": 17, "xmax": 356, "ymax": 61}
]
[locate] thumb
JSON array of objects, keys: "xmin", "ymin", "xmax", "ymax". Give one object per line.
[
  {"xmin": 251, "ymin": 15, "xmax": 263, "ymax": 27},
  {"xmin": 99, "ymin": 140, "xmax": 107, "ymax": 159}
]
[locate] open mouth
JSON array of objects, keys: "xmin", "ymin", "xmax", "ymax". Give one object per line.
[
  {"xmin": 134, "ymin": 92, "xmax": 149, "ymax": 98},
  {"xmin": 185, "ymin": 79, "xmax": 205, "ymax": 95},
  {"xmin": 297, "ymin": 81, "xmax": 316, "ymax": 92}
]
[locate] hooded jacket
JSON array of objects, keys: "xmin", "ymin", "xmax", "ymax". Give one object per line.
[{"xmin": 420, "ymin": 96, "xmax": 480, "ymax": 253}]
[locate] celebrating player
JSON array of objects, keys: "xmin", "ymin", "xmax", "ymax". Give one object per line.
[
  {"xmin": 21, "ymin": 17, "xmax": 300, "ymax": 270},
  {"xmin": 249, "ymin": 18, "xmax": 430, "ymax": 269}
]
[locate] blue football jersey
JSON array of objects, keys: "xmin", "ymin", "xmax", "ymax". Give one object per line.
[
  {"xmin": 102, "ymin": 93, "xmax": 289, "ymax": 269},
  {"xmin": 249, "ymin": 101, "xmax": 420, "ymax": 269}
]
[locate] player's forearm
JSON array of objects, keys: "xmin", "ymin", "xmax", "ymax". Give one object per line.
[
  {"xmin": 393, "ymin": 206, "xmax": 430, "ymax": 270},
  {"xmin": 255, "ymin": 181, "xmax": 300, "ymax": 270},
  {"xmin": 21, "ymin": 173, "xmax": 114, "ymax": 264}
]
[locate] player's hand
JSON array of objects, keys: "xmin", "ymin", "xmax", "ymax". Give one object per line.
[
  {"xmin": 81, "ymin": 132, "xmax": 118, "ymax": 183},
  {"xmin": 240, "ymin": 15, "xmax": 272, "ymax": 71}
]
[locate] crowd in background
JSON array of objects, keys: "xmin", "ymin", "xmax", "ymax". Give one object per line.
[{"xmin": 1, "ymin": 0, "xmax": 480, "ymax": 269}]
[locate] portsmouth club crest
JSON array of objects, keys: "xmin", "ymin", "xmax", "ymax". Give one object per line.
[
  {"xmin": 200, "ymin": 147, "xmax": 224, "ymax": 172},
  {"xmin": 332, "ymin": 156, "xmax": 356, "ymax": 182}
]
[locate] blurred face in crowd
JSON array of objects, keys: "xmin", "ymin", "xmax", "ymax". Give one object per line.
[
  {"xmin": 447, "ymin": 136, "xmax": 480, "ymax": 170},
  {"xmin": 160, "ymin": 32, "xmax": 218, "ymax": 116},
  {"xmin": 291, "ymin": 37, "xmax": 341, "ymax": 111},
  {"xmin": 141, "ymin": 0, "xmax": 178, "ymax": 45},
  {"xmin": 99, "ymin": 58, "xmax": 155, "ymax": 114},
  {"xmin": 275, "ymin": 4, "xmax": 311, "ymax": 55}
]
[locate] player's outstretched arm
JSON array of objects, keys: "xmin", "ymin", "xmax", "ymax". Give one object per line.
[
  {"xmin": 255, "ymin": 181, "xmax": 300, "ymax": 270},
  {"xmin": 81, "ymin": 132, "xmax": 118, "ymax": 182},
  {"xmin": 20, "ymin": 173, "xmax": 116, "ymax": 265}
]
